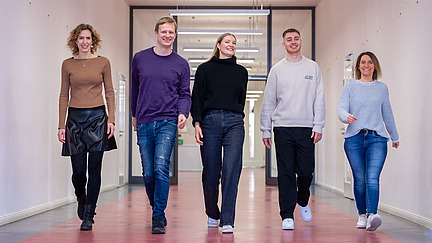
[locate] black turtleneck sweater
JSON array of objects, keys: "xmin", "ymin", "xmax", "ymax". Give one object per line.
[{"xmin": 191, "ymin": 56, "xmax": 248, "ymax": 125}]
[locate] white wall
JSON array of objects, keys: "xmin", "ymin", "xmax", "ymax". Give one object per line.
[
  {"xmin": 315, "ymin": 0, "xmax": 432, "ymax": 229},
  {"xmin": 0, "ymin": 0, "xmax": 129, "ymax": 226}
]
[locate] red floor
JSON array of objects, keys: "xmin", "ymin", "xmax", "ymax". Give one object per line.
[{"xmin": 22, "ymin": 169, "xmax": 400, "ymax": 242}]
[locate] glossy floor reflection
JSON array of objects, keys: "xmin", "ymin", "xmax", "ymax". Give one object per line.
[{"xmin": 1, "ymin": 168, "xmax": 431, "ymax": 243}]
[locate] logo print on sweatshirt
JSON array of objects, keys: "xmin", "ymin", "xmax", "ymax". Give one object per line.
[{"xmin": 304, "ymin": 75, "xmax": 313, "ymax": 80}]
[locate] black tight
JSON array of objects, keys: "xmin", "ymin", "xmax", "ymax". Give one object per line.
[{"xmin": 71, "ymin": 151, "xmax": 104, "ymax": 206}]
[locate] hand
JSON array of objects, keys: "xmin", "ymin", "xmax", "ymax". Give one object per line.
[
  {"xmin": 194, "ymin": 123, "xmax": 203, "ymax": 146},
  {"xmin": 392, "ymin": 141, "xmax": 400, "ymax": 149},
  {"xmin": 311, "ymin": 131, "xmax": 323, "ymax": 144},
  {"xmin": 347, "ymin": 114, "xmax": 357, "ymax": 124},
  {"xmin": 263, "ymin": 137, "xmax": 271, "ymax": 149},
  {"xmin": 107, "ymin": 123, "xmax": 115, "ymax": 139},
  {"xmin": 178, "ymin": 114, "xmax": 187, "ymax": 129},
  {"xmin": 57, "ymin": 128, "xmax": 66, "ymax": 143},
  {"xmin": 132, "ymin": 117, "xmax": 137, "ymax": 131}
]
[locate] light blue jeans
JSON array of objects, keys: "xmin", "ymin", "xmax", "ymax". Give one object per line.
[
  {"xmin": 344, "ymin": 132, "xmax": 388, "ymax": 215},
  {"xmin": 136, "ymin": 119, "xmax": 177, "ymax": 220}
]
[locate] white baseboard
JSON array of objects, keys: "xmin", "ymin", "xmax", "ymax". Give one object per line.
[
  {"xmin": 0, "ymin": 196, "xmax": 74, "ymax": 226},
  {"xmin": 315, "ymin": 182, "xmax": 432, "ymax": 230},
  {"xmin": 379, "ymin": 202, "xmax": 432, "ymax": 230},
  {"xmin": 315, "ymin": 182, "xmax": 344, "ymax": 195},
  {"xmin": 0, "ymin": 183, "xmax": 119, "ymax": 226}
]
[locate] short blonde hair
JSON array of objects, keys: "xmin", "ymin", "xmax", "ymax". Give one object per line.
[
  {"xmin": 67, "ymin": 24, "xmax": 102, "ymax": 56},
  {"xmin": 154, "ymin": 16, "xmax": 177, "ymax": 33}
]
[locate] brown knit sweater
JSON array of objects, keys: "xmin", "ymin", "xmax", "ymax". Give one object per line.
[{"xmin": 58, "ymin": 56, "xmax": 115, "ymax": 129}]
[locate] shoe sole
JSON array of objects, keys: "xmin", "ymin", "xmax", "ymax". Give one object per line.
[
  {"xmin": 222, "ymin": 229, "xmax": 233, "ymax": 233},
  {"xmin": 208, "ymin": 224, "xmax": 218, "ymax": 228},
  {"xmin": 367, "ymin": 217, "xmax": 382, "ymax": 231},
  {"xmin": 152, "ymin": 228, "xmax": 166, "ymax": 234}
]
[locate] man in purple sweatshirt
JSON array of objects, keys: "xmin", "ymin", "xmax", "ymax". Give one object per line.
[{"xmin": 131, "ymin": 16, "xmax": 191, "ymax": 234}]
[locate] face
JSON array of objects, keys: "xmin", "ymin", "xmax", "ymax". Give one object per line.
[
  {"xmin": 75, "ymin": 29, "xmax": 93, "ymax": 54},
  {"xmin": 217, "ymin": 35, "xmax": 236, "ymax": 59},
  {"xmin": 359, "ymin": 55, "xmax": 375, "ymax": 78},
  {"xmin": 155, "ymin": 23, "xmax": 176, "ymax": 48},
  {"xmin": 282, "ymin": 32, "xmax": 302, "ymax": 54}
]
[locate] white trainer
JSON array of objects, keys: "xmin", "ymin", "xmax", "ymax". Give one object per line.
[
  {"xmin": 221, "ymin": 225, "xmax": 233, "ymax": 233},
  {"xmin": 299, "ymin": 205, "xmax": 312, "ymax": 222},
  {"xmin": 282, "ymin": 218, "xmax": 294, "ymax": 230},
  {"xmin": 366, "ymin": 214, "xmax": 382, "ymax": 231},
  {"xmin": 208, "ymin": 217, "xmax": 218, "ymax": 228},
  {"xmin": 356, "ymin": 214, "xmax": 367, "ymax": 228}
]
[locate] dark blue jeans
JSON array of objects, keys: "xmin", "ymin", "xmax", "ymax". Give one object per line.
[
  {"xmin": 200, "ymin": 110, "xmax": 245, "ymax": 227},
  {"xmin": 344, "ymin": 132, "xmax": 388, "ymax": 215},
  {"xmin": 136, "ymin": 119, "xmax": 177, "ymax": 220}
]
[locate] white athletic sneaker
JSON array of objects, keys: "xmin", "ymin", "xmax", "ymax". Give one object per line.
[
  {"xmin": 366, "ymin": 214, "xmax": 382, "ymax": 231},
  {"xmin": 299, "ymin": 205, "xmax": 312, "ymax": 222},
  {"xmin": 356, "ymin": 214, "xmax": 367, "ymax": 228},
  {"xmin": 208, "ymin": 217, "xmax": 218, "ymax": 227},
  {"xmin": 221, "ymin": 225, "xmax": 233, "ymax": 233},
  {"xmin": 282, "ymin": 218, "xmax": 294, "ymax": 230}
]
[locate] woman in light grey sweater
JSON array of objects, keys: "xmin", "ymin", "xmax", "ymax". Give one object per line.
[{"xmin": 338, "ymin": 51, "xmax": 399, "ymax": 232}]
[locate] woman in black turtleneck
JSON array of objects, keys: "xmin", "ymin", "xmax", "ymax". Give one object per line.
[{"xmin": 191, "ymin": 33, "xmax": 248, "ymax": 234}]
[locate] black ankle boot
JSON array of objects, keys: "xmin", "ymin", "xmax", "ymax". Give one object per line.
[
  {"xmin": 77, "ymin": 194, "xmax": 86, "ymax": 220},
  {"xmin": 80, "ymin": 204, "xmax": 96, "ymax": 231}
]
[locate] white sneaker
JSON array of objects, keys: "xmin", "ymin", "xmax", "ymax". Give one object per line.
[
  {"xmin": 356, "ymin": 214, "xmax": 367, "ymax": 228},
  {"xmin": 366, "ymin": 214, "xmax": 382, "ymax": 231},
  {"xmin": 282, "ymin": 218, "xmax": 294, "ymax": 230},
  {"xmin": 299, "ymin": 205, "xmax": 312, "ymax": 222},
  {"xmin": 221, "ymin": 225, "xmax": 233, "ymax": 233},
  {"xmin": 208, "ymin": 217, "xmax": 218, "ymax": 228}
]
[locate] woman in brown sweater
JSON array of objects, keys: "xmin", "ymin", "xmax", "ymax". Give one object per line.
[{"xmin": 57, "ymin": 23, "xmax": 116, "ymax": 231}]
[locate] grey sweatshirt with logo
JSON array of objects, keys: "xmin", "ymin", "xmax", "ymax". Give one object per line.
[{"xmin": 260, "ymin": 56, "xmax": 326, "ymax": 138}]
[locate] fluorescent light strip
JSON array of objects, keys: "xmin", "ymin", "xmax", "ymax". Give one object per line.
[
  {"xmin": 183, "ymin": 47, "xmax": 259, "ymax": 53},
  {"xmin": 189, "ymin": 58, "xmax": 255, "ymax": 64},
  {"xmin": 246, "ymin": 95, "xmax": 260, "ymax": 98},
  {"xmin": 178, "ymin": 29, "xmax": 264, "ymax": 36},
  {"xmin": 169, "ymin": 9, "xmax": 270, "ymax": 16},
  {"xmin": 192, "ymin": 66, "xmax": 251, "ymax": 71},
  {"xmin": 247, "ymin": 91, "xmax": 264, "ymax": 94}
]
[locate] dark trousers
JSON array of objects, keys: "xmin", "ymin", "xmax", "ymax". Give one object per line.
[
  {"xmin": 274, "ymin": 127, "xmax": 315, "ymax": 220},
  {"xmin": 200, "ymin": 110, "xmax": 245, "ymax": 227},
  {"xmin": 70, "ymin": 151, "xmax": 104, "ymax": 206}
]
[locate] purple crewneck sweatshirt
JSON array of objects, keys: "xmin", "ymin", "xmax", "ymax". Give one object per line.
[{"xmin": 131, "ymin": 47, "xmax": 191, "ymax": 124}]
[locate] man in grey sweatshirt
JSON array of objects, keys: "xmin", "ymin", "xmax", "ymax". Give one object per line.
[{"xmin": 260, "ymin": 28, "xmax": 325, "ymax": 230}]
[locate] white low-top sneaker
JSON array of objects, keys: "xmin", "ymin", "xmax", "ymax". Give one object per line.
[
  {"xmin": 282, "ymin": 218, "xmax": 294, "ymax": 230},
  {"xmin": 356, "ymin": 214, "xmax": 367, "ymax": 228},
  {"xmin": 208, "ymin": 217, "xmax": 218, "ymax": 227},
  {"xmin": 366, "ymin": 214, "xmax": 382, "ymax": 231},
  {"xmin": 221, "ymin": 225, "xmax": 233, "ymax": 233},
  {"xmin": 299, "ymin": 205, "xmax": 312, "ymax": 222}
]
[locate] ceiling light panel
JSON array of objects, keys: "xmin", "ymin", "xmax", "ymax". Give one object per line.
[{"xmin": 169, "ymin": 9, "xmax": 270, "ymax": 16}]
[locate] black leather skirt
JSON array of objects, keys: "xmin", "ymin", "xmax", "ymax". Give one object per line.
[{"xmin": 62, "ymin": 105, "xmax": 117, "ymax": 156}]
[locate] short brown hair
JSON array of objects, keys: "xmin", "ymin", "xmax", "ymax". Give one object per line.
[
  {"xmin": 67, "ymin": 24, "xmax": 101, "ymax": 56},
  {"xmin": 355, "ymin": 51, "xmax": 382, "ymax": 80},
  {"xmin": 154, "ymin": 16, "xmax": 177, "ymax": 33},
  {"xmin": 282, "ymin": 28, "xmax": 301, "ymax": 39}
]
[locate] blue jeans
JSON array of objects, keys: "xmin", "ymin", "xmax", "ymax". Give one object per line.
[
  {"xmin": 200, "ymin": 110, "xmax": 244, "ymax": 227},
  {"xmin": 344, "ymin": 132, "xmax": 388, "ymax": 215},
  {"xmin": 136, "ymin": 119, "xmax": 177, "ymax": 219}
]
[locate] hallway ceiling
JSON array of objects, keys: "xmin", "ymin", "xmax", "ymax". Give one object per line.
[
  {"xmin": 125, "ymin": 0, "xmax": 321, "ymax": 7},
  {"xmin": 130, "ymin": 0, "xmax": 318, "ymax": 76}
]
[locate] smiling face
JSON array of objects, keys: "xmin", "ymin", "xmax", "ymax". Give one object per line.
[
  {"xmin": 217, "ymin": 35, "xmax": 237, "ymax": 59},
  {"xmin": 282, "ymin": 31, "xmax": 302, "ymax": 54},
  {"xmin": 155, "ymin": 23, "xmax": 176, "ymax": 48},
  {"xmin": 359, "ymin": 54, "xmax": 375, "ymax": 79},
  {"xmin": 75, "ymin": 30, "xmax": 93, "ymax": 55}
]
